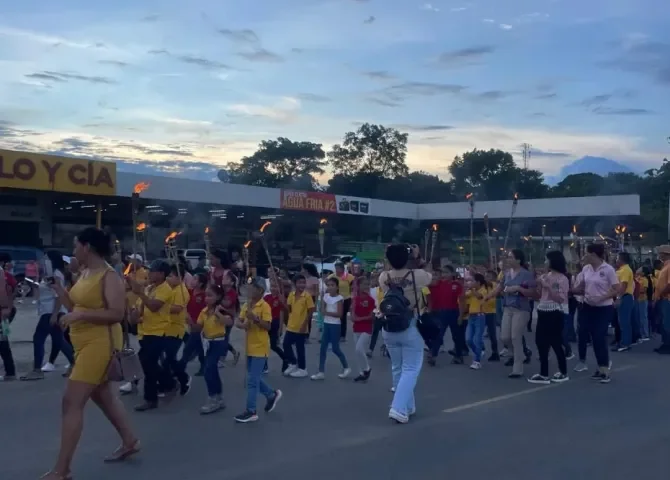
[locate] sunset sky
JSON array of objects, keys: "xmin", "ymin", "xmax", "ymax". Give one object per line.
[{"xmin": 1, "ymin": 0, "xmax": 669, "ymax": 181}]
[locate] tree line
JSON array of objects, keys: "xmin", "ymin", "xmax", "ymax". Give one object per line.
[{"xmin": 220, "ymin": 123, "xmax": 670, "ymax": 239}]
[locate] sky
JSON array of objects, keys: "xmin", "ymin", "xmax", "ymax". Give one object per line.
[{"xmin": 1, "ymin": 0, "xmax": 669, "ymax": 182}]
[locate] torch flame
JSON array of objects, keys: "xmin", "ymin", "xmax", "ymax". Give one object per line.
[
  {"xmin": 572, "ymin": 225, "xmax": 577, "ymax": 233},
  {"xmin": 136, "ymin": 222, "xmax": 147, "ymax": 232},
  {"xmin": 133, "ymin": 182, "xmax": 150, "ymax": 194},
  {"xmin": 244, "ymin": 240, "xmax": 252, "ymax": 249},
  {"xmin": 123, "ymin": 263, "xmax": 132, "ymax": 276},
  {"xmin": 621, "ymin": 225, "xmax": 627, "ymax": 233},
  {"xmin": 431, "ymin": 224, "xmax": 438, "ymax": 232},
  {"xmin": 320, "ymin": 218, "xmax": 327, "ymax": 225},
  {"xmin": 260, "ymin": 221, "xmax": 272, "ymax": 232},
  {"xmin": 164, "ymin": 231, "xmax": 180, "ymax": 243},
  {"xmin": 205, "ymin": 226, "xmax": 210, "ymax": 234},
  {"xmin": 465, "ymin": 193, "xmax": 473, "ymax": 200}
]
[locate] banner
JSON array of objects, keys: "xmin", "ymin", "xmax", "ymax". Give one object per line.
[
  {"xmin": 280, "ymin": 189, "xmax": 371, "ymax": 215},
  {"xmin": 0, "ymin": 149, "xmax": 117, "ymax": 196}
]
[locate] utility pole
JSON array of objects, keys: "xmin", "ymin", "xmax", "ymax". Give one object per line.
[{"xmin": 521, "ymin": 143, "xmax": 531, "ymax": 170}]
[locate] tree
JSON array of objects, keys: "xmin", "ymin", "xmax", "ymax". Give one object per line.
[
  {"xmin": 224, "ymin": 137, "xmax": 326, "ymax": 188},
  {"xmin": 551, "ymin": 173, "xmax": 604, "ymax": 197},
  {"xmin": 328, "ymin": 123, "xmax": 409, "ymax": 179}
]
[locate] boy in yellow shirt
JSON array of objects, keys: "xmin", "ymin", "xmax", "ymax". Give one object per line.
[
  {"xmin": 465, "ymin": 273, "xmax": 488, "ymax": 370},
  {"xmin": 283, "ymin": 275, "xmax": 315, "ymax": 378},
  {"xmin": 234, "ymin": 277, "xmax": 283, "ymax": 423},
  {"xmin": 615, "ymin": 252, "xmax": 635, "ymax": 351},
  {"xmin": 165, "ymin": 265, "xmax": 192, "ymax": 396}
]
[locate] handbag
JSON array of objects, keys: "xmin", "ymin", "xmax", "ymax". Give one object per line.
[{"xmin": 103, "ymin": 269, "xmax": 144, "ymax": 383}]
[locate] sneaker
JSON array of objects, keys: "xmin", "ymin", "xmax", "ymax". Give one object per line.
[
  {"xmin": 451, "ymin": 356, "xmax": 464, "ymax": 365},
  {"xmin": 641, "ymin": 337, "xmax": 650, "ymax": 342},
  {"xmin": 338, "ymin": 368, "xmax": 351, "ymax": 379},
  {"xmin": 527, "ymin": 374, "xmax": 550, "ymax": 385},
  {"xmin": 200, "ymin": 396, "xmax": 225, "ymax": 415},
  {"xmin": 573, "ymin": 362, "xmax": 588, "ymax": 372},
  {"xmin": 354, "ymin": 369, "xmax": 371, "ymax": 382},
  {"xmin": 488, "ymin": 353, "xmax": 500, "ymax": 362},
  {"xmin": 599, "ymin": 373, "xmax": 611, "ymax": 384},
  {"xmin": 264, "ymin": 389, "xmax": 283, "ymax": 413},
  {"xmin": 234, "ymin": 410, "xmax": 259, "ymax": 423},
  {"xmin": 283, "ymin": 365, "xmax": 297, "ymax": 376},
  {"xmin": 180, "ymin": 375, "xmax": 192, "ymax": 396},
  {"xmin": 616, "ymin": 346, "xmax": 631, "ymax": 353},
  {"xmin": 40, "ymin": 362, "xmax": 56, "ymax": 373},
  {"xmin": 119, "ymin": 382, "xmax": 136, "ymax": 394},
  {"xmin": 262, "ymin": 365, "xmax": 269, "ymax": 375},
  {"xmin": 134, "ymin": 401, "xmax": 158, "ymax": 412},
  {"xmin": 218, "ymin": 360, "xmax": 225, "ymax": 368},
  {"xmin": 499, "ymin": 348, "xmax": 509, "ymax": 357},
  {"xmin": 310, "ymin": 372, "xmax": 325, "ymax": 381},
  {"xmin": 550, "ymin": 372, "xmax": 569, "ymax": 383},
  {"xmin": 289, "ymin": 368, "xmax": 308, "ymax": 378},
  {"xmin": 590, "ymin": 371, "xmax": 605, "ymax": 381},
  {"xmin": 366, "ymin": 351, "xmax": 373, "ymax": 358},
  {"xmin": 388, "ymin": 408, "xmax": 409, "ymax": 424},
  {"xmin": 565, "ymin": 352, "xmax": 575, "ymax": 361},
  {"xmin": 469, "ymin": 361, "xmax": 482, "ymax": 370},
  {"xmin": 390, "ymin": 386, "xmax": 396, "ymax": 392},
  {"xmin": 0, "ymin": 375, "xmax": 16, "ymax": 382}
]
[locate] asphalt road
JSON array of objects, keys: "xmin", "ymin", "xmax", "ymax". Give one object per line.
[{"xmin": 2, "ymin": 305, "xmax": 670, "ymax": 480}]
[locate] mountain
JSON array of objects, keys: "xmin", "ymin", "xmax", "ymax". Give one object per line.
[{"xmin": 545, "ymin": 156, "xmax": 634, "ymax": 185}]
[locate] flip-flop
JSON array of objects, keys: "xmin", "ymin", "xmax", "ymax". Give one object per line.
[{"xmin": 103, "ymin": 440, "xmax": 141, "ymax": 463}]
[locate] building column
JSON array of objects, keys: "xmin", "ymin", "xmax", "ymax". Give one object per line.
[{"xmin": 37, "ymin": 193, "xmax": 53, "ymax": 247}]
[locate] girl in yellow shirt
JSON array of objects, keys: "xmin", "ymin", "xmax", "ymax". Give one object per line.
[
  {"xmin": 194, "ymin": 284, "xmax": 232, "ymax": 415},
  {"xmin": 636, "ymin": 267, "xmax": 651, "ymax": 341},
  {"xmin": 465, "ymin": 273, "xmax": 488, "ymax": 370}
]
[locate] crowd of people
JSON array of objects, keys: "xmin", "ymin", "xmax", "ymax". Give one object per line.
[{"xmin": 1, "ymin": 229, "xmax": 669, "ymax": 479}]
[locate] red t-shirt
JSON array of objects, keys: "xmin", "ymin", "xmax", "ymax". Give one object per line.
[
  {"xmin": 430, "ymin": 279, "xmax": 463, "ymax": 310},
  {"xmin": 264, "ymin": 293, "xmax": 282, "ymax": 320},
  {"xmin": 186, "ymin": 289, "xmax": 206, "ymax": 325},
  {"xmin": 221, "ymin": 288, "xmax": 238, "ymax": 316},
  {"xmin": 352, "ymin": 292, "xmax": 375, "ymax": 334}
]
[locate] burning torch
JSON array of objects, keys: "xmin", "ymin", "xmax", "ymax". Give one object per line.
[
  {"xmin": 131, "ymin": 182, "xmax": 150, "ymax": 273},
  {"xmin": 243, "ymin": 240, "xmax": 252, "ymax": 281},
  {"xmin": 541, "ymin": 224, "xmax": 546, "ymax": 253},
  {"xmin": 136, "ymin": 222, "xmax": 148, "ymax": 265},
  {"xmin": 483, "ymin": 213, "xmax": 493, "ymax": 268},
  {"xmin": 319, "ymin": 218, "xmax": 327, "ymax": 273},
  {"xmin": 253, "ymin": 221, "xmax": 282, "ymax": 294},
  {"xmin": 614, "ymin": 225, "xmax": 627, "ymax": 252},
  {"xmin": 458, "ymin": 245, "xmax": 465, "ymax": 266},
  {"xmin": 164, "ymin": 231, "xmax": 183, "ymax": 283},
  {"xmin": 423, "ymin": 228, "xmax": 430, "ymax": 262},
  {"xmin": 502, "ymin": 192, "xmax": 519, "ymax": 253},
  {"xmin": 429, "ymin": 224, "xmax": 438, "ymax": 266},
  {"xmin": 466, "ymin": 193, "xmax": 475, "ymax": 265},
  {"xmin": 204, "ymin": 226, "xmax": 211, "ymax": 260}
]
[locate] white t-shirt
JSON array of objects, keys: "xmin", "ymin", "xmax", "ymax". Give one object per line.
[
  {"xmin": 37, "ymin": 270, "xmax": 67, "ymax": 316},
  {"xmin": 322, "ymin": 293, "xmax": 343, "ymax": 324}
]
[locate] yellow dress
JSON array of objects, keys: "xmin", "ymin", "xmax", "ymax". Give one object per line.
[{"xmin": 68, "ymin": 266, "xmax": 123, "ymax": 385}]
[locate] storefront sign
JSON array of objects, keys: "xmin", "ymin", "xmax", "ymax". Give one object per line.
[
  {"xmin": 280, "ymin": 189, "xmax": 371, "ymax": 215},
  {"xmin": 0, "ymin": 149, "xmax": 117, "ymax": 196}
]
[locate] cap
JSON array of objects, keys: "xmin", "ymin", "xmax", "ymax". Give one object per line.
[
  {"xmin": 247, "ymin": 276, "xmax": 266, "ymax": 291},
  {"xmin": 149, "ymin": 259, "xmax": 170, "ymax": 275},
  {"xmin": 658, "ymin": 245, "xmax": 670, "ymax": 255},
  {"xmin": 128, "ymin": 254, "xmax": 144, "ymax": 262}
]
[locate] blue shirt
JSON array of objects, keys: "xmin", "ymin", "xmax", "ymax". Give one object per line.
[{"xmin": 502, "ymin": 268, "xmax": 536, "ymax": 312}]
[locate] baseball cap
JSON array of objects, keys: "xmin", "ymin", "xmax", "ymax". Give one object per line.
[
  {"xmin": 149, "ymin": 259, "xmax": 171, "ymax": 275},
  {"xmin": 128, "ymin": 254, "xmax": 144, "ymax": 262}
]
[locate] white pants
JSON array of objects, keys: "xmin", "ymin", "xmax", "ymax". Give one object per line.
[{"xmin": 353, "ymin": 332, "xmax": 371, "ymax": 373}]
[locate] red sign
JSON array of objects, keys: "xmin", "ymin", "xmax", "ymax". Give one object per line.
[{"xmin": 280, "ymin": 189, "xmax": 337, "ymax": 213}]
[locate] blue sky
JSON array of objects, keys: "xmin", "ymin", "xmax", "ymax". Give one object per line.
[{"xmin": 1, "ymin": 0, "xmax": 669, "ymax": 181}]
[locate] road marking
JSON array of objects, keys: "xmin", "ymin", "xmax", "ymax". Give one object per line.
[{"xmin": 442, "ymin": 364, "xmax": 637, "ymax": 414}]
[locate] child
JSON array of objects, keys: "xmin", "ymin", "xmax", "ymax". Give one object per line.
[
  {"xmin": 635, "ymin": 267, "xmax": 650, "ymax": 342},
  {"xmin": 195, "ymin": 284, "xmax": 233, "ymax": 414},
  {"xmin": 263, "ymin": 280, "xmax": 286, "ymax": 373},
  {"xmin": 483, "ymin": 270, "xmax": 500, "ymax": 361},
  {"xmin": 466, "ymin": 274, "xmax": 487, "ymax": 370},
  {"xmin": 235, "ymin": 277, "xmax": 283, "ymax": 423},
  {"xmin": 180, "ymin": 273, "xmax": 208, "ymax": 376},
  {"xmin": 312, "ymin": 277, "xmax": 350, "ymax": 380},
  {"xmin": 221, "ymin": 271, "xmax": 241, "ymax": 366},
  {"xmin": 351, "ymin": 276, "xmax": 375, "ymax": 382},
  {"xmin": 283, "ymin": 274, "xmax": 315, "ymax": 378}
]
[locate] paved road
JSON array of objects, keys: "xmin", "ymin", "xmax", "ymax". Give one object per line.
[{"xmin": 2, "ymin": 305, "xmax": 670, "ymax": 479}]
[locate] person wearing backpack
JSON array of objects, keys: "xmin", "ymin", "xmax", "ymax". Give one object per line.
[{"xmin": 378, "ymin": 244, "xmax": 432, "ymax": 424}]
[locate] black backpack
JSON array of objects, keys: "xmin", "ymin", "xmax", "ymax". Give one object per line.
[{"xmin": 379, "ymin": 271, "xmax": 414, "ymax": 333}]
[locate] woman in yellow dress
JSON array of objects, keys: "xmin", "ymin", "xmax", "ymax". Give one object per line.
[{"xmin": 42, "ymin": 228, "xmax": 139, "ymax": 480}]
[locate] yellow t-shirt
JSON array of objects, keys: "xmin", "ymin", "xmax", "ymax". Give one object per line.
[
  {"xmin": 466, "ymin": 287, "xmax": 487, "ymax": 314},
  {"xmin": 141, "ymin": 282, "xmax": 173, "ymax": 336},
  {"xmin": 287, "ymin": 290, "xmax": 315, "ymax": 333},
  {"xmin": 165, "ymin": 284, "xmax": 190, "ymax": 338},
  {"xmin": 126, "ymin": 267, "xmax": 148, "ymax": 307},
  {"xmin": 197, "ymin": 307, "xmax": 228, "ymax": 339},
  {"xmin": 616, "ymin": 265, "xmax": 635, "ymax": 296},
  {"xmin": 329, "ymin": 273, "xmax": 355, "ymax": 299},
  {"xmin": 483, "ymin": 286, "xmax": 496, "ymax": 314},
  {"xmin": 636, "ymin": 277, "xmax": 648, "ymax": 301},
  {"xmin": 240, "ymin": 299, "xmax": 272, "ymax": 357}
]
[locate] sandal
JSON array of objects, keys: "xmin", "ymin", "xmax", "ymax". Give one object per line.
[
  {"xmin": 103, "ymin": 439, "xmax": 141, "ymax": 463},
  {"xmin": 39, "ymin": 470, "xmax": 72, "ymax": 480}
]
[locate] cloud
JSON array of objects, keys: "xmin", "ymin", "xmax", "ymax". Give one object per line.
[
  {"xmin": 500, "ymin": 24, "xmax": 513, "ymax": 30},
  {"xmin": 602, "ymin": 39, "xmax": 670, "ymax": 86},
  {"xmin": 140, "ymin": 15, "xmax": 160, "ymax": 22},
  {"xmin": 362, "ymin": 70, "xmax": 396, "ymax": 80},
  {"xmin": 98, "ymin": 60, "xmax": 129, "ymax": 67},
  {"xmin": 26, "ymin": 71, "xmax": 116, "ymax": 84},
  {"xmin": 226, "ymin": 96, "xmax": 301, "ymax": 121},
  {"xmin": 592, "ymin": 107, "xmax": 653, "ymax": 116},
  {"xmin": 422, "ymin": 3, "xmax": 440, "ymax": 12},
  {"xmin": 237, "ymin": 48, "xmax": 284, "ymax": 63},
  {"xmin": 535, "ymin": 93, "xmax": 557, "ymax": 100},
  {"xmin": 363, "ymin": 16, "xmax": 376, "ymax": 24},
  {"xmin": 365, "ymin": 96, "xmax": 402, "ymax": 108},
  {"xmin": 386, "ymin": 81, "xmax": 467, "ymax": 98},
  {"xmin": 391, "ymin": 124, "xmax": 454, "ymax": 132},
  {"xmin": 451, "ymin": 7, "xmax": 467, "ymax": 12},
  {"xmin": 482, "ymin": 19, "xmax": 495, "ymax": 23},
  {"xmin": 527, "ymin": 148, "xmax": 572, "ymax": 158},
  {"xmin": 471, "ymin": 90, "xmax": 512, "ymax": 101},
  {"xmin": 580, "ymin": 93, "xmax": 614, "ymax": 107},
  {"xmin": 436, "ymin": 46, "xmax": 496, "ymax": 66},
  {"xmin": 296, "ymin": 93, "xmax": 332, "ymax": 103},
  {"xmin": 149, "ymin": 49, "xmax": 233, "ymax": 70},
  {"xmin": 217, "ymin": 28, "xmax": 260, "ymax": 44}
]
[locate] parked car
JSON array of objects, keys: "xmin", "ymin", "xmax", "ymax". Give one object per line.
[{"xmin": 0, "ymin": 246, "xmax": 45, "ymax": 297}]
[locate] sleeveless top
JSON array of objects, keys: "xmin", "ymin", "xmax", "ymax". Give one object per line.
[{"xmin": 68, "ymin": 265, "xmax": 122, "ymax": 348}]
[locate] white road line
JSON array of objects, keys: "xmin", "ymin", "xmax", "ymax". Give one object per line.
[{"xmin": 442, "ymin": 364, "xmax": 637, "ymax": 414}]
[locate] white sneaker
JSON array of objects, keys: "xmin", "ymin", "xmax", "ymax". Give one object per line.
[
  {"xmin": 389, "ymin": 408, "xmax": 409, "ymax": 424},
  {"xmin": 338, "ymin": 368, "xmax": 351, "ymax": 379},
  {"xmin": 500, "ymin": 348, "xmax": 509, "ymax": 357},
  {"xmin": 310, "ymin": 372, "xmax": 325, "ymax": 380},
  {"xmin": 289, "ymin": 368, "xmax": 308, "ymax": 378},
  {"xmin": 63, "ymin": 363, "xmax": 71, "ymax": 370},
  {"xmin": 573, "ymin": 362, "xmax": 588, "ymax": 372},
  {"xmin": 390, "ymin": 386, "xmax": 396, "ymax": 392},
  {"xmin": 469, "ymin": 361, "xmax": 482, "ymax": 370},
  {"xmin": 41, "ymin": 362, "xmax": 56, "ymax": 373},
  {"xmin": 119, "ymin": 382, "xmax": 134, "ymax": 393},
  {"xmin": 283, "ymin": 365, "xmax": 297, "ymax": 376}
]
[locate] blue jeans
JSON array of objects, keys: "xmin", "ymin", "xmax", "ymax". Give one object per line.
[
  {"xmin": 466, "ymin": 313, "xmax": 485, "ymax": 362},
  {"xmin": 637, "ymin": 301, "xmax": 649, "ymax": 338},
  {"xmin": 319, "ymin": 323, "xmax": 348, "ymax": 372},
  {"xmin": 382, "ymin": 323, "xmax": 424, "ymax": 417},
  {"xmin": 204, "ymin": 340, "xmax": 228, "ymax": 397},
  {"xmin": 618, "ymin": 294, "xmax": 634, "ymax": 347},
  {"xmin": 429, "ymin": 309, "xmax": 460, "ymax": 357},
  {"xmin": 33, "ymin": 313, "xmax": 74, "ymax": 369},
  {"xmin": 179, "ymin": 332, "xmax": 205, "ymax": 372},
  {"xmin": 246, "ymin": 356, "xmax": 275, "ymax": 412},
  {"xmin": 580, "ymin": 304, "xmax": 611, "ymax": 367}
]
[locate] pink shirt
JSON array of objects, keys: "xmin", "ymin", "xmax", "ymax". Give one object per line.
[
  {"xmin": 538, "ymin": 272, "xmax": 569, "ymax": 305},
  {"xmin": 579, "ymin": 263, "xmax": 619, "ymax": 307}
]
